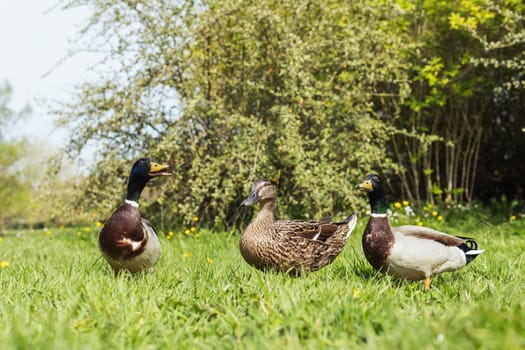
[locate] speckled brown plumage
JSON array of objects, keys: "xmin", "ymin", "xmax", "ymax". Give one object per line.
[{"xmin": 240, "ymin": 179, "xmax": 357, "ymax": 276}]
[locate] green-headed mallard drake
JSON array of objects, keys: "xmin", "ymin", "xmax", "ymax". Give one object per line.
[
  {"xmin": 357, "ymin": 174, "xmax": 484, "ymax": 290},
  {"xmin": 98, "ymin": 158, "xmax": 172, "ymax": 277},
  {"xmin": 240, "ymin": 179, "xmax": 357, "ymax": 276}
]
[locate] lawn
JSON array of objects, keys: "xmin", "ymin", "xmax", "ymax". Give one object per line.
[{"xmin": 0, "ymin": 214, "xmax": 524, "ymax": 349}]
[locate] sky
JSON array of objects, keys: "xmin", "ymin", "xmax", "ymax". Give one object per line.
[{"xmin": 0, "ymin": 1, "xmax": 97, "ymax": 148}]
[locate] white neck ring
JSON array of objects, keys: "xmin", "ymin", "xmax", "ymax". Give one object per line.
[{"xmin": 125, "ymin": 199, "xmax": 139, "ymax": 208}]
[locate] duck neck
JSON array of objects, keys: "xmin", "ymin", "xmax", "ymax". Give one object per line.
[
  {"xmin": 255, "ymin": 199, "xmax": 275, "ymax": 225},
  {"xmin": 368, "ymin": 189, "xmax": 388, "ymax": 216},
  {"xmin": 126, "ymin": 177, "xmax": 148, "ymax": 203}
]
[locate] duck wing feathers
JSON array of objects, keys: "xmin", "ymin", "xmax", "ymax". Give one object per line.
[
  {"xmin": 273, "ymin": 220, "xmax": 337, "ymax": 242},
  {"xmin": 275, "ymin": 213, "xmax": 355, "ymax": 242},
  {"xmin": 393, "ymin": 225, "xmax": 469, "ymax": 247},
  {"xmin": 141, "ymin": 218, "xmax": 157, "ymax": 237}
]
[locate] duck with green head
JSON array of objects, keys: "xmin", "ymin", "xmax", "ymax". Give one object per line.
[
  {"xmin": 357, "ymin": 174, "xmax": 484, "ymax": 290},
  {"xmin": 98, "ymin": 158, "xmax": 172, "ymax": 277}
]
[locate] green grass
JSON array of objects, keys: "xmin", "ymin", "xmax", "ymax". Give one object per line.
[{"xmin": 0, "ymin": 216, "xmax": 524, "ymax": 350}]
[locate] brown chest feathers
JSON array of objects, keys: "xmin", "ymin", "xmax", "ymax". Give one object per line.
[
  {"xmin": 98, "ymin": 204, "xmax": 147, "ymax": 259},
  {"xmin": 362, "ymin": 216, "xmax": 394, "ymax": 272}
]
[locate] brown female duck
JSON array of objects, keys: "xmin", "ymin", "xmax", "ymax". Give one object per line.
[
  {"xmin": 98, "ymin": 158, "xmax": 171, "ymax": 277},
  {"xmin": 240, "ymin": 179, "xmax": 357, "ymax": 275},
  {"xmin": 357, "ymin": 174, "xmax": 484, "ymax": 290}
]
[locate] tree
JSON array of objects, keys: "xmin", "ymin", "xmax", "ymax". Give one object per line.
[
  {"xmin": 56, "ymin": 0, "xmax": 524, "ymax": 229},
  {"xmin": 389, "ymin": 0, "xmax": 525, "ymax": 204},
  {"xmin": 57, "ymin": 0, "xmax": 411, "ymax": 228},
  {"xmin": 0, "ymin": 81, "xmax": 33, "ymax": 228},
  {"xmin": 454, "ymin": 0, "xmax": 525, "ymax": 202}
]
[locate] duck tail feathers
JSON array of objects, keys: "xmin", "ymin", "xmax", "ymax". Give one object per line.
[
  {"xmin": 344, "ymin": 212, "xmax": 358, "ymax": 239},
  {"xmin": 464, "ymin": 249, "xmax": 485, "ymax": 264},
  {"xmin": 457, "ymin": 237, "xmax": 484, "ymax": 264},
  {"xmin": 322, "ymin": 212, "xmax": 357, "ymax": 240},
  {"xmin": 462, "ymin": 238, "xmax": 479, "ymax": 250},
  {"xmin": 343, "ymin": 211, "xmax": 357, "ymax": 223}
]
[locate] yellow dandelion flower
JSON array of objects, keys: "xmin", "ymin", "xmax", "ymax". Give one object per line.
[
  {"xmin": 207, "ymin": 258, "xmax": 213, "ymax": 264},
  {"xmin": 190, "ymin": 227, "xmax": 196, "ymax": 232},
  {"xmin": 168, "ymin": 231, "xmax": 174, "ymax": 237},
  {"xmin": 437, "ymin": 215, "xmax": 443, "ymax": 221},
  {"xmin": 195, "ymin": 233, "xmax": 201, "ymax": 238},
  {"xmin": 76, "ymin": 231, "xmax": 82, "ymax": 236},
  {"xmin": 0, "ymin": 261, "xmax": 9, "ymax": 268},
  {"xmin": 432, "ymin": 211, "xmax": 438, "ymax": 217},
  {"xmin": 166, "ymin": 235, "xmax": 172, "ymax": 240},
  {"xmin": 83, "ymin": 227, "xmax": 90, "ymax": 232},
  {"xmin": 45, "ymin": 230, "xmax": 52, "ymax": 236},
  {"xmin": 394, "ymin": 202, "xmax": 402, "ymax": 209},
  {"xmin": 95, "ymin": 221, "xmax": 103, "ymax": 228},
  {"xmin": 417, "ymin": 221, "xmax": 424, "ymax": 226},
  {"xmin": 192, "ymin": 216, "xmax": 199, "ymax": 222},
  {"xmin": 402, "ymin": 200, "xmax": 409, "ymax": 206},
  {"xmin": 183, "ymin": 252, "xmax": 191, "ymax": 258},
  {"xmin": 184, "ymin": 229, "xmax": 190, "ymax": 235},
  {"xmin": 510, "ymin": 215, "xmax": 517, "ymax": 221},
  {"xmin": 352, "ymin": 289, "xmax": 361, "ymax": 299}
]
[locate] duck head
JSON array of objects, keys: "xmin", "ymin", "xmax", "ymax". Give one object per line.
[
  {"xmin": 356, "ymin": 174, "xmax": 382, "ymax": 193},
  {"xmin": 241, "ymin": 179, "xmax": 275, "ymax": 206},
  {"xmin": 356, "ymin": 174, "xmax": 387, "ymax": 215},
  {"xmin": 126, "ymin": 158, "xmax": 172, "ymax": 202}
]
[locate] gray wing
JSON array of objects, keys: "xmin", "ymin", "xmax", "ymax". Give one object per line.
[
  {"xmin": 141, "ymin": 218, "xmax": 159, "ymax": 238},
  {"xmin": 393, "ymin": 225, "xmax": 465, "ymax": 247}
]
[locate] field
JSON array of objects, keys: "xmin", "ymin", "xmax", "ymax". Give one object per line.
[{"xmin": 1, "ymin": 214, "xmax": 524, "ymax": 350}]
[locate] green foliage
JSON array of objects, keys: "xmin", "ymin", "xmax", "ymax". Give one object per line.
[
  {"xmin": 0, "ymin": 81, "xmax": 40, "ymax": 228},
  {"xmin": 0, "ymin": 213, "xmax": 524, "ymax": 349},
  {"xmin": 391, "ymin": 0, "xmax": 524, "ymax": 205},
  {"xmin": 53, "ymin": 0, "xmax": 524, "ymax": 228},
  {"xmin": 0, "ymin": 142, "xmax": 31, "ymax": 226},
  {"xmin": 57, "ymin": 0, "xmax": 410, "ymax": 227}
]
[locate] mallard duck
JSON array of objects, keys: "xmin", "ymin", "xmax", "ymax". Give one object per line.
[
  {"xmin": 240, "ymin": 179, "xmax": 357, "ymax": 275},
  {"xmin": 98, "ymin": 158, "xmax": 172, "ymax": 277},
  {"xmin": 356, "ymin": 174, "xmax": 484, "ymax": 290}
]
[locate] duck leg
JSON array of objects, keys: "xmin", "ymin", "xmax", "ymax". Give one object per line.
[
  {"xmin": 114, "ymin": 268, "xmax": 121, "ymax": 278},
  {"xmin": 424, "ymin": 277, "xmax": 431, "ymax": 291}
]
